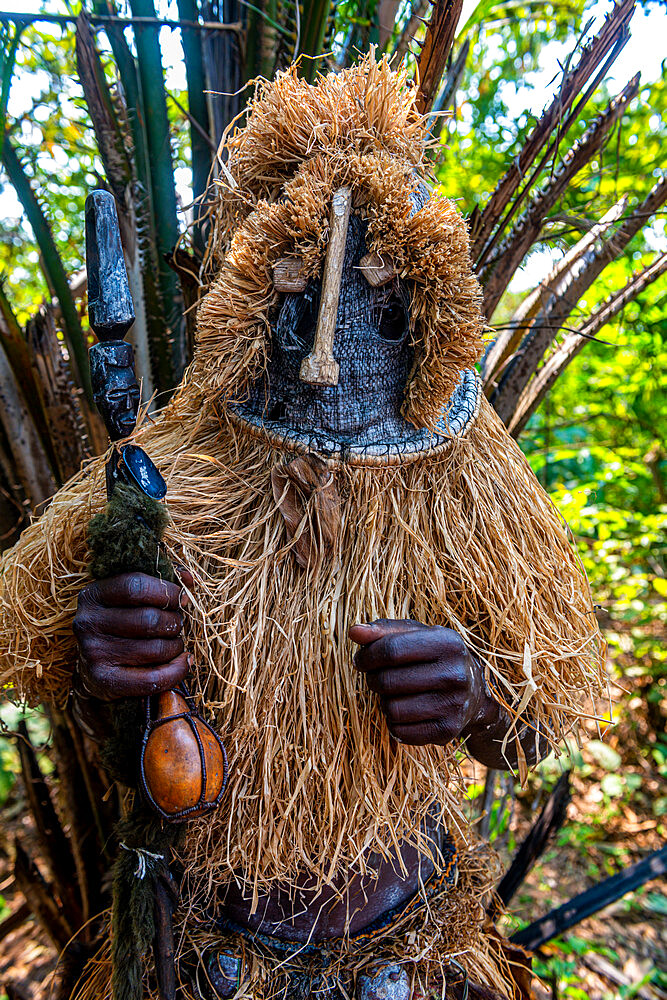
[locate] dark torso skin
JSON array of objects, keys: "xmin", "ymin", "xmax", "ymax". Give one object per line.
[
  {"xmin": 221, "ymin": 820, "xmax": 447, "ymax": 942},
  {"xmin": 72, "ymin": 574, "xmax": 547, "ymax": 944}
]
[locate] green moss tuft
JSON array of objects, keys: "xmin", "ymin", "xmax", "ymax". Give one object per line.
[{"xmin": 88, "ymin": 482, "xmax": 175, "ymax": 582}]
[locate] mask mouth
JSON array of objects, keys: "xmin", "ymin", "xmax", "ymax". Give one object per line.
[{"xmin": 229, "ymin": 368, "xmax": 481, "ymax": 466}]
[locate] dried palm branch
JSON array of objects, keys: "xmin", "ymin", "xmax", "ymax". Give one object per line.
[
  {"xmin": 13, "ymin": 839, "xmax": 74, "ymax": 953},
  {"xmin": 480, "ymin": 73, "xmax": 640, "ymax": 319},
  {"xmin": 390, "ymin": 0, "xmax": 429, "ymax": 63},
  {"xmin": 0, "ymin": 284, "xmax": 58, "ymax": 463},
  {"xmin": 482, "ymin": 196, "xmax": 628, "ymax": 386},
  {"xmin": 490, "ymin": 174, "xmax": 667, "ymax": 424},
  {"xmin": 469, "ymin": 0, "xmax": 636, "ymax": 264},
  {"xmin": 415, "ymin": 0, "xmax": 464, "ymax": 114},
  {"xmin": 25, "ymin": 307, "xmax": 90, "ymax": 483},
  {"xmin": 0, "ymin": 324, "xmax": 55, "ymax": 506},
  {"xmin": 16, "ymin": 719, "xmax": 83, "ymax": 927},
  {"xmin": 509, "ymin": 251, "xmax": 667, "ymax": 436}
]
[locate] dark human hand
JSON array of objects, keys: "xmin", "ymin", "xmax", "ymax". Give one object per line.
[
  {"xmin": 73, "ymin": 571, "xmax": 193, "ymax": 701},
  {"xmin": 349, "ymin": 619, "xmax": 487, "ymax": 747}
]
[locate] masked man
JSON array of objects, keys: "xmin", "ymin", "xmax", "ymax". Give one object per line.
[{"xmin": 0, "ymin": 55, "xmax": 604, "ymax": 1000}]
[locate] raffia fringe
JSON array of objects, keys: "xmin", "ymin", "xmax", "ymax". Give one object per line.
[{"xmin": 0, "ymin": 392, "xmax": 605, "ymax": 896}]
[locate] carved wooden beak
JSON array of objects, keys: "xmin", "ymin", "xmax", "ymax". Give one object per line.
[{"xmin": 299, "ymin": 186, "xmax": 352, "ymax": 386}]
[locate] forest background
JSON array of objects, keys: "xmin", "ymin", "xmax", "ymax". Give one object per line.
[{"xmin": 0, "ymin": 0, "xmax": 665, "ymax": 996}]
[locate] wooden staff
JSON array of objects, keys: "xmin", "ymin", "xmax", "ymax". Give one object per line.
[{"xmin": 299, "ymin": 186, "xmax": 352, "ymax": 386}]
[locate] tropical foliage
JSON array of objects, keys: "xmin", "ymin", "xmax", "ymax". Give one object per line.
[{"xmin": 0, "ymin": 0, "xmax": 665, "ymax": 995}]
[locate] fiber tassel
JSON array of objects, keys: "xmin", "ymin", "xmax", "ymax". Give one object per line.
[{"xmin": 87, "ymin": 482, "xmax": 182, "ymax": 1000}]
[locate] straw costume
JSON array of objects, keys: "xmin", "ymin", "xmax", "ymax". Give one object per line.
[{"xmin": 0, "ymin": 55, "xmax": 605, "ymax": 1000}]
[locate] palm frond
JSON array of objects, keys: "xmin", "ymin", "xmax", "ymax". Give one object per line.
[
  {"xmin": 482, "ymin": 196, "xmax": 628, "ymax": 385},
  {"xmin": 509, "ymin": 251, "xmax": 667, "ymax": 436},
  {"xmin": 489, "ymin": 174, "xmax": 667, "ymax": 424},
  {"xmin": 481, "ymin": 73, "xmax": 640, "ymax": 319},
  {"xmin": 415, "ymin": 0, "xmax": 464, "ymax": 114},
  {"xmin": 469, "ymin": 0, "xmax": 636, "ymax": 265}
]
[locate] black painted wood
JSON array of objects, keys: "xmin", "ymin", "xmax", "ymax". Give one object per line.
[
  {"xmin": 511, "ymin": 845, "xmax": 667, "ymax": 951},
  {"xmin": 85, "ymin": 189, "xmax": 135, "ymax": 341}
]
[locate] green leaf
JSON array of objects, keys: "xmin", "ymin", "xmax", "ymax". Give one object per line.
[
  {"xmin": 600, "ymin": 774, "xmax": 624, "ymax": 797},
  {"xmin": 587, "ymin": 741, "xmax": 622, "ymax": 771}
]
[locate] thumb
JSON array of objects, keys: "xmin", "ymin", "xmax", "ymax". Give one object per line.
[{"xmin": 348, "ymin": 618, "xmax": 423, "ymax": 646}]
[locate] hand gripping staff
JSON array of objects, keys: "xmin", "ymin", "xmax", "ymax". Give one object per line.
[{"xmin": 84, "ymin": 190, "xmax": 228, "ymax": 1000}]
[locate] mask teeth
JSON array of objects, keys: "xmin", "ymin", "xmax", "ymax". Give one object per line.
[{"xmin": 299, "ymin": 187, "xmax": 352, "ymax": 387}]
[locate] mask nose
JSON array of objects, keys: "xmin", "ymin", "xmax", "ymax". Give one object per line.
[{"xmin": 299, "ymin": 186, "xmax": 352, "ymax": 387}]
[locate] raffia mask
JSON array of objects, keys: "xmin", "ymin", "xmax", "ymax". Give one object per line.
[{"xmin": 231, "ymin": 200, "xmax": 480, "ymax": 465}]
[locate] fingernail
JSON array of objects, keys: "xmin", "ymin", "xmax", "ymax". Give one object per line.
[
  {"xmin": 187, "ymin": 653, "xmax": 194, "ymax": 667},
  {"xmin": 179, "ymin": 590, "xmax": 191, "ymax": 609}
]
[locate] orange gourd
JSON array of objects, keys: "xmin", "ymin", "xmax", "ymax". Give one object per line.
[{"xmin": 140, "ymin": 688, "xmax": 228, "ymax": 821}]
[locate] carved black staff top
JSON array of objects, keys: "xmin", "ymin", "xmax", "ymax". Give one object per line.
[{"xmin": 85, "ymin": 189, "xmax": 166, "ymax": 503}]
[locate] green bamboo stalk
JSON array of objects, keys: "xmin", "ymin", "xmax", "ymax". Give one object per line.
[
  {"xmin": 299, "ymin": 0, "xmax": 331, "ymax": 81},
  {"xmin": 176, "ymin": 0, "xmax": 212, "ymax": 208},
  {"xmin": 0, "ymin": 24, "xmax": 23, "ymax": 160},
  {"xmin": 1, "ymin": 139, "xmax": 91, "ymax": 400},
  {"xmin": 245, "ymin": 0, "xmax": 279, "ymax": 81},
  {"xmin": 91, "ymin": 0, "xmax": 181, "ymax": 394},
  {"xmin": 92, "ymin": 0, "xmax": 147, "ymax": 172},
  {"xmin": 245, "ymin": 5, "xmax": 261, "ymax": 79},
  {"xmin": 130, "ymin": 0, "xmax": 187, "ymax": 385},
  {"xmin": 260, "ymin": 0, "xmax": 279, "ymax": 78}
]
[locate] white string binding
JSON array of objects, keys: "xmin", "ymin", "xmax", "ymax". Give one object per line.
[{"xmin": 120, "ymin": 842, "xmax": 164, "ymax": 880}]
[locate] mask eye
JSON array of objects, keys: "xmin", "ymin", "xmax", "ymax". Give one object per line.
[
  {"xmin": 278, "ymin": 286, "xmax": 320, "ymax": 352},
  {"xmin": 378, "ymin": 295, "xmax": 408, "ymax": 342}
]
